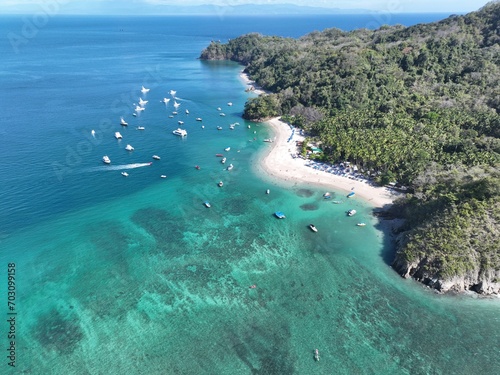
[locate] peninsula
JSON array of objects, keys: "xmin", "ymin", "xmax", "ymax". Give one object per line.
[{"xmin": 201, "ymin": 2, "xmax": 500, "ymax": 295}]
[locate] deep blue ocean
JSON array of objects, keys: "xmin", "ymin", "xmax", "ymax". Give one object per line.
[{"xmin": 0, "ymin": 13, "xmax": 499, "ymax": 375}]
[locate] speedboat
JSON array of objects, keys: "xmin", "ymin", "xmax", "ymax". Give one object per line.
[
  {"xmin": 91, "ymin": 129, "xmax": 96, "ymax": 137},
  {"xmin": 224, "ymin": 147, "xmax": 230, "ymax": 152},
  {"xmin": 221, "ymin": 157, "xmax": 226, "ymax": 164},
  {"xmin": 347, "ymin": 191, "xmax": 355, "ymax": 198},
  {"xmin": 160, "ymin": 175, "xmax": 167, "ymax": 178},
  {"xmin": 204, "ymin": 201, "xmax": 211, "ymax": 208},
  {"xmin": 219, "ymin": 113, "xmax": 226, "ymax": 116},
  {"xmin": 218, "ymin": 181, "xmax": 223, "ymax": 187},
  {"xmin": 115, "ymin": 132, "xmax": 122, "ymax": 139},
  {"xmin": 178, "ymin": 121, "xmax": 184, "ymax": 125},
  {"xmin": 347, "ymin": 209, "xmax": 357, "ymax": 216},
  {"xmin": 196, "ymin": 118, "xmax": 202, "ymax": 121},
  {"xmin": 120, "ymin": 117, "xmax": 128, "ymax": 126},
  {"xmin": 309, "ymin": 224, "xmax": 318, "ymax": 232},
  {"xmin": 229, "ymin": 124, "xmax": 235, "ymax": 130},
  {"xmin": 141, "ymin": 85, "xmax": 150, "ymax": 93},
  {"xmin": 274, "ymin": 211, "xmax": 286, "ymax": 219},
  {"xmin": 172, "ymin": 128, "xmax": 187, "ymax": 137},
  {"xmin": 266, "ymin": 189, "xmax": 270, "ymax": 194},
  {"xmin": 217, "ymin": 107, "xmax": 221, "ymax": 111},
  {"xmin": 227, "ymin": 164, "xmax": 233, "ymax": 171},
  {"xmin": 121, "ymin": 171, "xmax": 129, "ymax": 177},
  {"xmin": 138, "ymin": 98, "xmax": 148, "ymax": 107},
  {"xmin": 195, "ymin": 165, "xmax": 200, "ymax": 170},
  {"xmin": 314, "ymin": 349, "xmax": 320, "ymax": 361},
  {"xmin": 102, "ymin": 155, "xmax": 111, "ymax": 164},
  {"xmin": 125, "ymin": 144, "xmax": 134, "ymax": 151},
  {"xmin": 185, "ymin": 109, "xmax": 189, "ymax": 114},
  {"xmin": 136, "ymin": 126, "xmax": 145, "ymax": 130},
  {"xmin": 357, "ymin": 223, "xmax": 366, "ymax": 227},
  {"xmin": 227, "ymin": 102, "xmax": 233, "ymax": 106},
  {"xmin": 152, "ymin": 155, "xmax": 161, "ymax": 160},
  {"xmin": 217, "ymin": 126, "xmax": 223, "ymax": 130}
]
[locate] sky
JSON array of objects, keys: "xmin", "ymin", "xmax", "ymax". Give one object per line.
[{"xmin": 0, "ymin": 0, "xmax": 493, "ymax": 14}]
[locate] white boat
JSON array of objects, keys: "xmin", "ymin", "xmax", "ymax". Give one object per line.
[
  {"xmin": 141, "ymin": 85, "xmax": 150, "ymax": 93},
  {"xmin": 172, "ymin": 128, "xmax": 187, "ymax": 137},
  {"xmin": 160, "ymin": 175, "xmax": 167, "ymax": 178},
  {"xmin": 178, "ymin": 121, "xmax": 184, "ymax": 125},
  {"xmin": 91, "ymin": 129, "xmax": 96, "ymax": 137},
  {"xmin": 120, "ymin": 117, "xmax": 128, "ymax": 126},
  {"xmin": 136, "ymin": 126, "xmax": 145, "ymax": 130},
  {"xmin": 266, "ymin": 189, "xmax": 270, "ymax": 194},
  {"xmin": 196, "ymin": 118, "xmax": 202, "ymax": 121},
  {"xmin": 309, "ymin": 224, "xmax": 318, "ymax": 232},
  {"xmin": 173, "ymin": 101, "xmax": 180, "ymax": 108},
  {"xmin": 172, "ymin": 111, "xmax": 178, "ymax": 115},
  {"xmin": 135, "ymin": 106, "xmax": 145, "ymax": 112},
  {"xmin": 229, "ymin": 124, "xmax": 235, "ymax": 130},
  {"xmin": 114, "ymin": 132, "xmax": 122, "ymax": 139},
  {"xmin": 102, "ymin": 155, "xmax": 111, "ymax": 164},
  {"xmin": 314, "ymin": 349, "xmax": 320, "ymax": 361},
  {"xmin": 347, "ymin": 209, "xmax": 357, "ymax": 216},
  {"xmin": 274, "ymin": 211, "xmax": 286, "ymax": 219},
  {"xmin": 217, "ymin": 126, "xmax": 222, "ymax": 130},
  {"xmin": 162, "ymin": 98, "xmax": 170, "ymax": 104},
  {"xmin": 152, "ymin": 155, "xmax": 160, "ymax": 160},
  {"xmin": 121, "ymin": 171, "xmax": 129, "ymax": 177},
  {"xmin": 217, "ymin": 107, "xmax": 221, "ymax": 111},
  {"xmin": 227, "ymin": 102, "xmax": 233, "ymax": 106},
  {"xmin": 219, "ymin": 113, "xmax": 226, "ymax": 116},
  {"xmin": 227, "ymin": 163, "xmax": 233, "ymax": 171},
  {"xmin": 169, "ymin": 90, "xmax": 176, "ymax": 96},
  {"xmin": 138, "ymin": 98, "xmax": 148, "ymax": 107},
  {"xmin": 263, "ymin": 138, "xmax": 273, "ymax": 143},
  {"xmin": 218, "ymin": 181, "xmax": 223, "ymax": 187},
  {"xmin": 132, "ymin": 113, "xmax": 137, "ymax": 117},
  {"xmin": 224, "ymin": 147, "xmax": 231, "ymax": 152},
  {"xmin": 185, "ymin": 109, "xmax": 189, "ymax": 114},
  {"xmin": 221, "ymin": 157, "xmax": 226, "ymax": 164},
  {"xmin": 204, "ymin": 201, "xmax": 211, "ymax": 208},
  {"xmin": 125, "ymin": 144, "xmax": 134, "ymax": 151},
  {"xmin": 357, "ymin": 223, "xmax": 366, "ymax": 227}
]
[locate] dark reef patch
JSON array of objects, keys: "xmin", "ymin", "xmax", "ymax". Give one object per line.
[
  {"xmin": 300, "ymin": 203, "xmax": 319, "ymax": 211},
  {"xmin": 34, "ymin": 309, "xmax": 83, "ymax": 354},
  {"xmin": 296, "ymin": 189, "xmax": 314, "ymax": 197}
]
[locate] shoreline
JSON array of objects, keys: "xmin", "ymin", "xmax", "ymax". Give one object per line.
[{"xmin": 254, "ymin": 117, "xmax": 401, "ymax": 209}]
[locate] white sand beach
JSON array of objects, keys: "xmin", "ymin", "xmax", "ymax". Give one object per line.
[{"xmin": 255, "ymin": 117, "xmax": 401, "ymax": 208}]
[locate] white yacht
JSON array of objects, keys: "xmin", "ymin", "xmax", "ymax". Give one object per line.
[
  {"xmin": 152, "ymin": 155, "xmax": 161, "ymax": 160},
  {"xmin": 115, "ymin": 132, "xmax": 123, "ymax": 139},
  {"xmin": 121, "ymin": 171, "xmax": 129, "ymax": 177},
  {"xmin": 120, "ymin": 117, "xmax": 128, "ymax": 126},
  {"xmin": 102, "ymin": 155, "xmax": 111, "ymax": 164},
  {"xmin": 172, "ymin": 128, "xmax": 187, "ymax": 137},
  {"xmin": 125, "ymin": 144, "xmax": 134, "ymax": 151},
  {"xmin": 196, "ymin": 117, "xmax": 202, "ymax": 121},
  {"xmin": 162, "ymin": 98, "xmax": 170, "ymax": 104}
]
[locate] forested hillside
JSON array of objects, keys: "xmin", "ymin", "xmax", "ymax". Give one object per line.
[{"xmin": 200, "ymin": 2, "xmax": 500, "ymax": 294}]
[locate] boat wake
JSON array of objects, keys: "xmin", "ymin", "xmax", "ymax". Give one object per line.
[{"xmin": 84, "ymin": 162, "xmax": 152, "ymax": 172}]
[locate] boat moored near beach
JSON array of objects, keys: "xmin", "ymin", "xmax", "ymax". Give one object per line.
[
  {"xmin": 218, "ymin": 181, "xmax": 223, "ymax": 187},
  {"xmin": 356, "ymin": 222, "xmax": 366, "ymax": 227},
  {"xmin": 347, "ymin": 191, "xmax": 355, "ymax": 198},
  {"xmin": 347, "ymin": 209, "xmax": 357, "ymax": 216},
  {"xmin": 274, "ymin": 211, "xmax": 286, "ymax": 219},
  {"xmin": 204, "ymin": 201, "xmax": 211, "ymax": 208}
]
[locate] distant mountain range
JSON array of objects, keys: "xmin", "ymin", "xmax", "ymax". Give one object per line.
[{"xmin": 2, "ymin": 2, "xmax": 373, "ymax": 16}]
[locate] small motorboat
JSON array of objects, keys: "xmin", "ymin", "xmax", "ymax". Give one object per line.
[
  {"xmin": 309, "ymin": 224, "xmax": 318, "ymax": 232},
  {"xmin": 120, "ymin": 117, "xmax": 128, "ymax": 126},
  {"xmin": 196, "ymin": 118, "xmax": 202, "ymax": 121},
  {"xmin": 204, "ymin": 201, "xmax": 211, "ymax": 208},
  {"xmin": 347, "ymin": 209, "xmax": 357, "ymax": 216},
  {"xmin": 274, "ymin": 211, "xmax": 286, "ymax": 219},
  {"xmin": 266, "ymin": 189, "xmax": 270, "ymax": 194},
  {"xmin": 215, "ymin": 154, "xmax": 224, "ymax": 157},
  {"xmin": 314, "ymin": 349, "xmax": 320, "ymax": 361},
  {"xmin": 217, "ymin": 107, "xmax": 221, "ymax": 111},
  {"xmin": 172, "ymin": 111, "xmax": 178, "ymax": 115},
  {"xmin": 178, "ymin": 121, "xmax": 184, "ymax": 125},
  {"xmin": 195, "ymin": 165, "xmax": 200, "ymax": 170},
  {"xmin": 160, "ymin": 175, "xmax": 167, "ymax": 178},
  {"xmin": 121, "ymin": 171, "xmax": 129, "ymax": 177},
  {"xmin": 125, "ymin": 144, "xmax": 134, "ymax": 151},
  {"xmin": 102, "ymin": 155, "xmax": 111, "ymax": 164},
  {"xmin": 227, "ymin": 102, "xmax": 233, "ymax": 106},
  {"xmin": 229, "ymin": 124, "xmax": 235, "ymax": 130},
  {"xmin": 323, "ymin": 192, "xmax": 331, "ymax": 199},
  {"xmin": 152, "ymin": 155, "xmax": 160, "ymax": 160},
  {"xmin": 115, "ymin": 132, "xmax": 122, "ymax": 139},
  {"xmin": 132, "ymin": 113, "xmax": 137, "ymax": 117},
  {"xmin": 347, "ymin": 191, "xmax": 355, "ymax": 198},
  {"xmin": 357, "ymin": 223, "xmax": 366, "ymax": 227},
  {"xmin": 249, "ymin": 284, "xmax": 256, "ymax": 289},
  {"xmin": 219, "ymin": 113, "xmax": 226, "ymax": 117},
  {"xmin": 263, "ymin": 138, "xmax": 273, "ymax": 142},
  {"xmin": 227, "ymin": 163, "xmax": 233, "ymax": 171},
  {"xmin": 332, "ymin": 200, "xmax": 342, "ymax": 204},
  {"xmin": 221, "ymin": 157, "xmax": 226, "ymax": 164},
  {"xmin": 91, "ymin": 129, "xmax": 96, "ymax": 137},
  {"xmin": 217, "ymin": 126, "xmax": 223, "ymax": 130},
  {"xmin": 218, "ymin": 181, "xmax": 223, "ymax": 187},
  {"xmin": 185, "ymin": 109, "xmax": 189, "ymax": 114},
  {"xmin": 224, "ymin": 147, "xmax": 231, "ymax": 152},
  {"xmin": 136, "ymin": 126, "xmax": 145, "ymax": 130},
  {"xmin": 148, "ymin": 162, "xmax": 153, "ymax": 166}
]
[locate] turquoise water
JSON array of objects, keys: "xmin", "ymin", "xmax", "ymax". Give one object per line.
[{"xmin": 1, "ymin": 15, "xmax": 499, "ymax": 374}]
